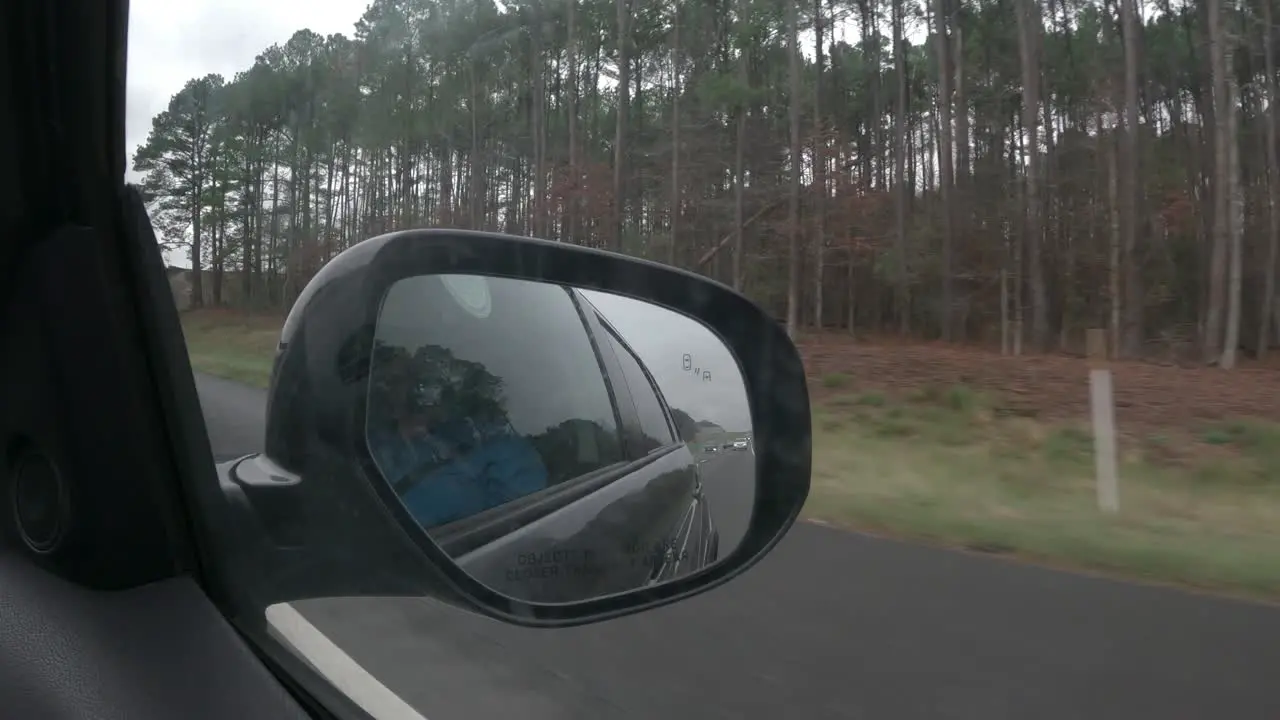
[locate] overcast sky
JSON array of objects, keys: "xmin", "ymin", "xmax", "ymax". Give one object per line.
[{"xmin": 125, "ymin": 0, "xmax": 366, "ymax": 183}]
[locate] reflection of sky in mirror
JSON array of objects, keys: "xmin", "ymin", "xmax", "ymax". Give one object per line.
[{"xmin": 580, "ymin": 290, "xmax": 751, "ymax": 434}]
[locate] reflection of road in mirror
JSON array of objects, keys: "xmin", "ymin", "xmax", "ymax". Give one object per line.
[{"xmin": 693, "ymin": 434, "xmax": 753, "ymax": 554}]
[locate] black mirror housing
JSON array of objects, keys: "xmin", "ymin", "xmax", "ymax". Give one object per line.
[{"xmin": 231, "ymin": 229, "xmax": 811, "ymax": 628}]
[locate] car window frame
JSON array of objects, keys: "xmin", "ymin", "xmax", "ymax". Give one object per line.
[
  {"xmin": 428, "ymin": 444, "xmax": 683, "ymax": 558},
  {"xmin": 598, "ymin": 319, "xmax": 679, "ymax": 448},
  {"xmin": 556, "ymin": 281, "xmax": 651, "ymax": 464},
  {"xmin": 568, "ymin": 288, "xmax": 657, "ymax": 460},
  {"xmin": 573, "ymin": 292, "xmax": 681, "ymax": 452}
]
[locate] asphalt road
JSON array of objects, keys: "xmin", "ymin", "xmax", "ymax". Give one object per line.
[
  {"xmin": 196, "ymin": 372, "xmax": 1280, "ymax": 720},
  {"xmin": 696, "ymin": 449, "xmax": 754, "ymax": 555}
]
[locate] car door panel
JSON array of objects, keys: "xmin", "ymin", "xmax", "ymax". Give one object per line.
[
  {"xmin": 454, "ymin": 442, "xmax": 702, "ymax": 604},
  {"xmin": 0, "ymin": 551, "xmax": 314, "ymax": 720}
]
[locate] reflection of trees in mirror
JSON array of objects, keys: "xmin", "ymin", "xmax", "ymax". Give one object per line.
[
  {"xmin": 527, "ymin": 418, "xmax": 622, "ymax": 485},
  {"xmin": 366, "ymin": 339, "xmax": 543, "ymax": 527},
  {"xmin": 626, "ymin": 428, "xmax": 667, "ymax": 456},
  {"xmin": 368, "ymin": 340, "xmax": 508, "ymax": 429},
  {"xmin": 366, "ymin": 338, "xmax": 638, "ymax": 529},
  {"xmin": 668, "ymin": 407, "xmax": 726, "ymax": 444}
]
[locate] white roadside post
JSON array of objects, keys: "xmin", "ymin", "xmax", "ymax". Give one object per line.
[{"xmin": 1087, "ymin": 328, "xmax": 1120, "ymax": 513}]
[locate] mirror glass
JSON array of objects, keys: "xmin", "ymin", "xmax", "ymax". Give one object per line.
[{"xmin": 365, "ymin": 274, "xmax": 755, "ymax": 604}]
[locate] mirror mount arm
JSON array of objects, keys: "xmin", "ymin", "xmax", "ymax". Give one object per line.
[
  {"xmin": 228, "ymin": 454, "xmax": 308, "ymax": 548},
  {"xmin": 216, "ymin": 455, "xmax": 462, "ymax": 617}
]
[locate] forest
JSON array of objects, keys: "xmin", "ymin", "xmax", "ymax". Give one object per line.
[{"xmin": 134, "ymin": 0, "xmax": 1274, "ymax": 368}]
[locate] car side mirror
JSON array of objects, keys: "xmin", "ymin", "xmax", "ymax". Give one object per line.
[{"xmin": 226, "ymin": 229, "xmax": 810, "ymax": 628}]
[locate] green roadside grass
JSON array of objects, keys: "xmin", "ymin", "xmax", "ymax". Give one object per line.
[
  {"xmin": 806, "ymin": 375, "xmax": 1280, "ymax": 601},
  {"xmin": 181, "ymin": 309, "xmax": 280, "ymax": 388},
  {"xmin": 181, "ymin": 311, "xmax": 1280, "ymax": 600}
]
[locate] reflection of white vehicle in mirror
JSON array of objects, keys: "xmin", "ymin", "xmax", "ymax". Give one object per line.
[{"xmin": 732, "ymin": 439, "xmax": 749, "ymax": 451}]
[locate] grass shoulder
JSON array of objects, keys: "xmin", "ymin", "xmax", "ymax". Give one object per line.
[
  {"xmin": 806, "ymin": 373, "xmax": 1280, "ymax": 601},
  {"xmin": 180, "ymin": 309, "xmax": 280, "ymax": 388}
]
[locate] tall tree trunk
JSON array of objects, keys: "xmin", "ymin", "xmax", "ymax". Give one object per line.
[
  {"xmin": 813, "ymin": 0, "xmax": 826, "ymax": 329},
  {"xmin": 786, "ymin": 0, "xmax": 802, "ymax": 339},
  {"xmin": 953, "ymin": 15, "xmax": 969, "ymax": 182},
  {"xmin": 1206, "ymin": 0, "xmax": 1230, "ymax": 361},
  {"xmin": 870, "ymin": 0, "xmax": 884, "ymax": 189},
  {"xmin": 1120, "ymin": 0, "xmax": 1144, "ymax": 357},
  {"xmin": 1017, "ymin": 0, "xmax": 1048, "ymax": 350},
  {"xmin": 1106, "ymin": 113, "xmax": 1122, "ymax": 355},
  {"xmin": 531, "ymin": 0, "xmax": 547, "ymax": 238},
  {"xmin": 566, "ymin": 0, "xmax": 579, "ymax": 243},
  {"xmin": 733, "ymin": 16, "xmax": 749, "ymax": 292},
  {"xmin": 612, "ymin": 0, "xmax": 631, "ymax": 252},
  {"xmin": 894, "ymin": 0, "xmax": 910, "ymax": 333},
  {"xmin": 470, "ymin": 63, "xmax": 484, "ymax": 230},
  {"xmin": 670, "ymin": 1, "xmax": 681, "ymax": 266},
  {"xmin": 1260, "ymin": 0, "xmax": 1280, "ymax": 358},
  {"xmin": 932, "ymin": 0, "xmax": 956, "ymax": 340},
  {"xmin": 1222, "ymin": 0, "xmax": 1243, "ymax": 368},
  {"xmin": 1011, "ymin": 127, "xmax": 1024, "ymax": 354},
  {"xmin": 952, "ymin": 13, "xmax": 969, "ymax": 308}
]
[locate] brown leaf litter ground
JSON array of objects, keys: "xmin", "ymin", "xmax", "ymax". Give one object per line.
[{"xmin": 799, "ymin": 332, "xmax": 1280, "ymax": 434}]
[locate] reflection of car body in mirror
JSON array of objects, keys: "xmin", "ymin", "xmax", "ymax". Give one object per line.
[{"xmin": 366, "ymin": 275, "xmax": 719, "ymax": 604}]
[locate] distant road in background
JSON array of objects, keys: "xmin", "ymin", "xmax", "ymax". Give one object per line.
[
  {"xmin": 195, "ymin": 372, "xmax": 1280, "ymax": 720},
  {"xmin": 695, "ymin": 447, "xmax": 753, "ymax": 554}
]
